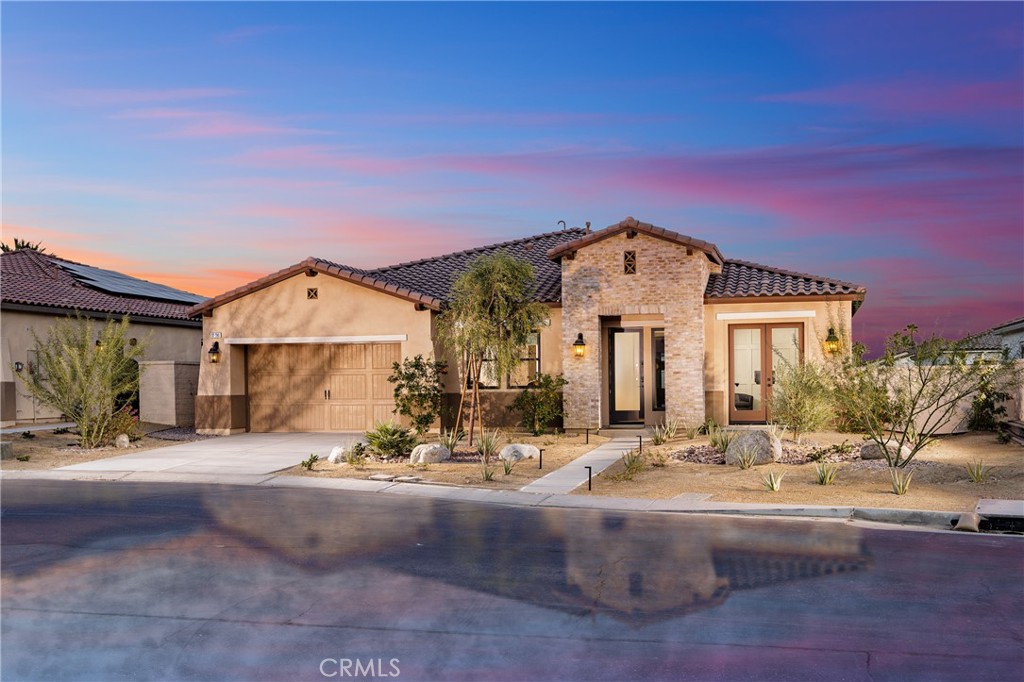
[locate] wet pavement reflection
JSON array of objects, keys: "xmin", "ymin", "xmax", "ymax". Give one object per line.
[{"xmin": 2, "ymin": 480, "xmax": 1021, "ymax": 681}]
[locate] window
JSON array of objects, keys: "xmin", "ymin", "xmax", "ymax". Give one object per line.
[
  {"xmin": 509, "ymin": 332, "xmax": 541, "ymax": 388},
  {"xmin": 472, "ymin": 351, "xmax": 500, "ymax": 389},
  {"xmin": 624, "ymin": 251, "xmax": 637, "ymax": 274},
  {"xmin": 653, "ymin": 329, "xmax": 666, "ymax": 410},
  {"xmin": 306, "ymin": 288, "xmax": 318, "ymax": 299}
]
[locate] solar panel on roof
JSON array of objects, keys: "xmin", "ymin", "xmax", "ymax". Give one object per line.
[{"xmin": 56, "ymin": 261, "xmax": 205, "ymax": 304}]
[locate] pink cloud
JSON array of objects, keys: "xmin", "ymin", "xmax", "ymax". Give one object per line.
[
  {"xmin": 759, "ymin": 78, "xmax": 1023, "ymax": 116},
  {"xmin": 114, "ymin": 108, "xmax": 332, "ymax": 139},
  {"xmin": 222, "ymin": 145, "xmax": 416, "ymax": 175},
  {"xmin": 352, "ymin": 111, "xmax": 682, "ymax": 127}
]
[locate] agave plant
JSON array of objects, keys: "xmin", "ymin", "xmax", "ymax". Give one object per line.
[
  {"xmin": 735, "ymin": 446, "xmax": 758, "ymax": 470},
  {"xmin": 965, "ymin": 460, "xmax": 991, "ymax": 484},
  {"xmin": 814, "ymin": 461, "xmax": 839, "ymax": 486},
  {"xmin": 889, "ymin": 467, "xmax": 913, "ymax": 495},
  {"xmin": 761, "ymin": 469, "xmax": 785, "ymax": 492},
  {"xmin": 438, "ymin": 428, "xmax": 464, "ymax": 452},
  {"xmin": 476, "ymin": 429, "xmax": 502, "ymax": 466}
]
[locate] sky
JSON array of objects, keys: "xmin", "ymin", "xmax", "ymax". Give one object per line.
[{"xmin": 2, "ymin": 1, "xmax": 1022, "ymax": 355}]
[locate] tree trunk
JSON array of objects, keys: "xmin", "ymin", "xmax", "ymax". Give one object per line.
[{"xmin": 466, "ymin": 355, "xmax": 478, "ymax": 448}]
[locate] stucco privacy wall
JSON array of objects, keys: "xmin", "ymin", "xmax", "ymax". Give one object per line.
[
  {"xmin": 196, "ymin": 272, "xmax": 435, "ymax": 434},
  {"xmin": 703, "ymin": 300, "xmax": 854, "ymax": 425},
  {"xmin": 1, "ymin": 310, "xmax": 200, "ymax": 425},
  {"xmin": 561, "ymin": 231, "xmax": 713, "ymax": 429}
]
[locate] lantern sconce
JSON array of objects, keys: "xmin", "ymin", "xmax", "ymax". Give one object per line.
[
  {"xmin": 208, "ymin": 341, "xmax": 222, "ymax": 364},
  {"xmin": 823, "ymin": 327, "xmax": 841, "ymax": 355},
  {"xmin": 572, "ymin": 333, "xmax": 586, "ymax": 358},
  {"xmin": 13, "ymin": 361, "xmax": 24, "ymax": 372}
]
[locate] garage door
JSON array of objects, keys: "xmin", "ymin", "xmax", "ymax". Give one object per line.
[{"xmin": 248, "ymin": 343, "xmax": 401, "ymax": 432}]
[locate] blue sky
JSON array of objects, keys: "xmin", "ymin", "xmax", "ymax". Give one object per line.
[{"xmin": 3, "ymin": 1, "xmax": 1022, "ymax": 353}]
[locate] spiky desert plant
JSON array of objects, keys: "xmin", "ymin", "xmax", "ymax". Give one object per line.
[
  {"xmin": 761, "ymin": 469, "xmax": 785, "ymax": 492},
  {"xmin": 889, "ymin": 467, "xmax": 913, "ymax": 495},
  {"xmin": 708, "ymin": 426, "xmax": 735, "ymax": 452},
  {"xmin": 438, "ymin": 428, "xmax": 463, "ymax": 452},
  {"xmin": 814, "ymin": 461, "xmax": 839, "ymax": 486},
  {"xmin": 476, "ymin": 429, "xmax": 502, "ymax": 466},
  {"xmin": 965, "ymin": 460, "xmax": 992, "ymax": 484},
  {"xmin": 735, "ymin": 446, "xmax": 759, "ymax": 470}
]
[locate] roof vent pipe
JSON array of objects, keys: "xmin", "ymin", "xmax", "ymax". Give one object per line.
[{"xmin": 585, "ymin": 221, "xmax": 591, "ymax": 234}]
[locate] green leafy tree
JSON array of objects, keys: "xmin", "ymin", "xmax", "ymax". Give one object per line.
[
  {"xmin": 437, "ymin": 252, "xmax": 548, "ymax": 448},
  {"xmin": 829, "ymin": 325, "xmax": 1020, "ymax": 468},
  {"xmin": 510, "ymin": 372, "xmax": 568, "ymax": 435},
  {"xmin": 14, "ymin": 314, "xmax": 147, "ymax": 448},
  {"xmin": 388, "ymin": 355, "xmax": 447, "ymax": 434}
]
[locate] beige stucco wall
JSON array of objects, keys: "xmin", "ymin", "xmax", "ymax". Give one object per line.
[
  {"xmin": 0, "ymin": 309, "xmax": 200, "ymax": 426},
  {"xmin": 196, "ymin": 272, "xmax": 435, "ymax": 434},
  {"xmin": 139, "ymin": 361, "xmax": 200, "ymax": 427},
  {"xmin": 703, "ymin": 299, "xmax": 854, "ymax": 425},
  {"xmin": 560, "ymin": 231, "xmax": 713, "ymax": 429}
]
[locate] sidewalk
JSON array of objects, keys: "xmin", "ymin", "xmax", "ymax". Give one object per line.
[
  {"xmin": 1, "ymin": 422, "xmax": 75, "ymax": 435},
  {"xmin": 520, "ymin": 437, "xmax": 638, "ymax": 494}
]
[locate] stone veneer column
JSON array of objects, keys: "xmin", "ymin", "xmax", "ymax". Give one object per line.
[{"xmin": 559, "ymin": 231, "xmax": 710, "ymax": 429}]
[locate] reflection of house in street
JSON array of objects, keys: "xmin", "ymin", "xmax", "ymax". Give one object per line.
[{"xmin": 203, "ymin": 489, "xmax": 871, "ymax": 624}]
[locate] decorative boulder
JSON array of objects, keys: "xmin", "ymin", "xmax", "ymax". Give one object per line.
[
  {"xmin": 499, "ymin": 444, "xmax": 540, "ymax": 462},
  {"xmin": 724, "ymin": 430, "xmax": 781, "ymax": 466},
  {"xmin": 327, "ymin": 446, "xmax": 347, "ymax": 464},
  {"xmin": 410, "ymin": 443, "xmax": 450, "ymax": 464},
  {"xmin": 860, "ymin": 441, "xmax": 912, "ymax": 462},
  {"xmin": 114, "ymin": 434, "xmax": 131, "ymax": 449}
]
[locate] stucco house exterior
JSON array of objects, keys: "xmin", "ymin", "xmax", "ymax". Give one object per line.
[
  {"xmin": 190, "ymin": 217, "xmax": 865, "ymax": 435},
  {"xmin": 0, "ymin": 248, "xmax": 203, "ymax": 427}
]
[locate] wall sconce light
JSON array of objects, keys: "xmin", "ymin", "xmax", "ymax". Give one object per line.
[
  {"xmin": 572, "ymin": 333, "xmax": 586, "ymax": 358},
  {"xmin": 14, "ymin": 361, "xmax": 24, "ymax": 372},
  {"xmin": 823, "ymin": 327, "xmax": 841, "ymax": 355},
  {"xmin": 208, "ymin": 341, "xmax": 222, "ymax": 363}
]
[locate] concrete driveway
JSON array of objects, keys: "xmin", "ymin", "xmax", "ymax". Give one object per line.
[{"xmin": 57, "ymin": 432, "xmax": 362, "ymax": 476}]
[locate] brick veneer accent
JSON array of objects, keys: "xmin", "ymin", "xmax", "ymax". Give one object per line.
[{"xmin": 561, "ymin": 232, "xmax": 711, "ymax": 429}]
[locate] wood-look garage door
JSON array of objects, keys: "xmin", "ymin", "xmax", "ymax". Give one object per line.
[{"xmin": 248, "ymin": 343, "xmax": 400, "ymax": 432}]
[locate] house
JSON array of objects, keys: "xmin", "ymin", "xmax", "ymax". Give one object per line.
[
  {"xmin": 0, "ymin": 248, "xmax": 204, "ymax": 427},
  {"xmin": 990, "ymin": 316, "xmax": 1024, "ymax": 361},
  {"xmin": 190, "ymin": 217, "xmax": 865, "ymax": 435}
]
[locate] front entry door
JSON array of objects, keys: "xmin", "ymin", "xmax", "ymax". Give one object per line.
[
  {"xmin": 729, "ymin": 324, "xmax": 803, "ymax": 424},
  {"xmin": 609, "ymin": 328, "xmax": 644, "ymax": 424}
]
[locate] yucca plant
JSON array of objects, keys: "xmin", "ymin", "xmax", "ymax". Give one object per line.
[
  {"xmin": 438, "ymin": 428, "xmax": 464, "ymax": 452},
  {"xmin": 619, "ymin": 448, "xmax": 646, "ymax": 479},
  {"xmin": 502, "ymin": 457, "xmax": 516, "ymax": 475},
  {"xmin": 708, "ymin": 426, "xmax": 735, "ymax": 452},
  {"xmin": 682, "ymin": 421, "xmax": 700, "ymax": 439},
  {"xmin": 761, "ymin": 469, "xmax": 785, "ymax": 492},
  {"xmin": 482, "ymin": 466, "xmax": 495, "ymax": 481},
  {"xmin": 889, "ymin": 467, "xmax": 913, "ymax": 495},
  {"xmin": 965, "ymin": 460, "xmax": 992, "ymax": 484},
  {"xmin": 814, "ymin": 461, "xmax": 839, "ymax": 486},
  {"xmin": 476, "ymin": 429, "xmax": 502, "ymax": 466},
  {"xmin": 735, "ymin": 446, "xmax": 758, "ymax": 470},
  {"xmin": 650, "ymin": 423, "xmax": 671, "ymax": 445}
]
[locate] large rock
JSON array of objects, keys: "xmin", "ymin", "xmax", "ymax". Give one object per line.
[
  {"xmin": 499, "ymin": 444, "xmax": 540, "ymax": 462},
  {"xmin": 724, "ymin": 430, "xmax": 781, "ymax": 466},
  {"xmin": 327, "ymin": 446, "xmax": 347, "ymax": 464},
  {"xmin": 860, "ymin": 441, "xmax": 913, "ymax": 462},
  {"xmin": 410, "ymin": 443, "xmax": 450, "ymax": 464},
  {"xmin": 114, "ymin": 434, "xmax": 131, "ymax": 449}
]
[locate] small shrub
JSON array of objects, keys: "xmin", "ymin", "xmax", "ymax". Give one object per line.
[
  {"xmin": 345, "ymin": 442, "xmax": 367, "ymax": 467},
  {"xmin": 761, "ymin": 469, "xmax": 785, "ymax": 492},
  {"xmin": 52, "ymin": 427, "xmax": 70, "ymax": 435},
  {"xmin": 438, "ymin": 428, "xmax": 463, "ymax": 452},
  {"xmin": 482, "ymin": 466, "xmax": 495, "ymax": 481},
  {"xmin": 767, "ymin": 359, "xmax": 834, "ymax": 443},
  {"xmin": 509, "ymin": 373, "xmax": 568, "ymax": 435},
  {"xmin": 618, "ymin": 448, "xmax": 646, "ymax": 479},
  {"xmin": 699, "ymin": 418, "xmax": 718, "ymax": 435},
  {"xmin": 108, "ymin": 405, "xmax": 142, "ymax": 442},
  {"xmin": 502, "ymin": 458, "xmax": 516, "ymax": 475},
  {"xmin": 15, "ymin": 454, "xmax": 30, "ymax": 462},
  {"xmin": 807, "ymin": 440, "xmax": 853, "ymax": 462},
  {"xmin": 814, "ymin": 461, "xmax": 839, "ymax": 485},
  {"xmin": 365, "ymin": 421, "xmax": 418, "ymax": 459},
  {"xmin": 708, "ymin": 426, "xmax": 735, "ymax": 452},
  {"xmin": 650, "ymin": 423, "xmax": 671, "ymax": 445},
  {"xmin": 889, "ymin": 468, "xmax": 913, "ymax": 495},
  {"xmin": 476, "ymin": 429, "xmax": 502, "ymax": 465},
  {"xmin": 735, "ymin": 447, "xmax": 758, "ymax": 470},
  {"xmin": 965, "ymin": 460, "xmax": 992, "ymax": 484},
  {"xmin": 648, "ymin": 449, "xmax": 669, "ymax": 467},
  {"xmin": 300, "ymin": 454, "xmax": 320, "ymax": 471},
  {"xmin": 682, "ymin": 421, "xmax": 700, "ymax": 439},
  {"xmin": 996, "ymin": 429, "xmax": 1011, "ymax": 444},
  {"xmin": 21, "ymin": 431, "xmax": 35, "ymax": 440},
  {"xmin": 388, "ymin": 355, "xmax": 447, "ymax": 435}
]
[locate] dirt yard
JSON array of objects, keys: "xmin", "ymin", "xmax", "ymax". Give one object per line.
[
  {"xmin": 288, "ymin": 432, "xmax": 609, "ymax": 489},
  {"xmin": 580, "ymin": 431, "xmax": 1023, "ymax": 512},
  {"xmin": 0, "ymin": 424, "xmax": 206, "ymax": 470}
]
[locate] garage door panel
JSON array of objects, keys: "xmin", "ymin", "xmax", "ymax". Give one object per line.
[{"xmin": 249, "ymin": 343, "xmax": 401, "ymax": 432}]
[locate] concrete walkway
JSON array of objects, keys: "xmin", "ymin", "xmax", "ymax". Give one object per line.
[
  {"xmin": 0, "ymin": 422, "xmax": 75, "ymax": 435},
  {"xmin": 520, "ymin": 437, "xmax": 647, "ymax": 494},
  {"xmin": 56, "ymin": 432, "xmax": 362, "ymax": 476}
]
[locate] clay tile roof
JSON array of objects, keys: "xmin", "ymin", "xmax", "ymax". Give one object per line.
[
  {"xmin": 547, "ymin": 216, "xmax": 725, "ymax": 265},
  {"xmin": 705, "ymin": 259, "xmax": 866, "ymax": 300},
  {"xmin": 1, "ymin": 249, "xmax": 202, "ymax": 323},
  {"xmin": 368, "ymin": 228, "xmax": 586, "ymax": 304}
]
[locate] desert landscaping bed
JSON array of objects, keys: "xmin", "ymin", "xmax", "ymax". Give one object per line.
[
  {"xmin": 0, "ymin": 424, "xmax": 210, "ymax": 470},
  {"xmin": 288, "ymin": 433, "xmax": 608, "ymax": 489},
  {"xmin": 579, "ymin": 431, "xmax": 1023, "ymax": 512}
]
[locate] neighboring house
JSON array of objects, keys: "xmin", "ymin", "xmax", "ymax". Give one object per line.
[
  {"xmin": 0, "ymin": 249, "xmax": 204, "ymax": 427},
  {"xmin": 989, "ymin": 316, "xmax": 1024, "ymax": 361},
  {"xmin": 190, "ymin": 217, "xmax": 865, "ymax": 435}
]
